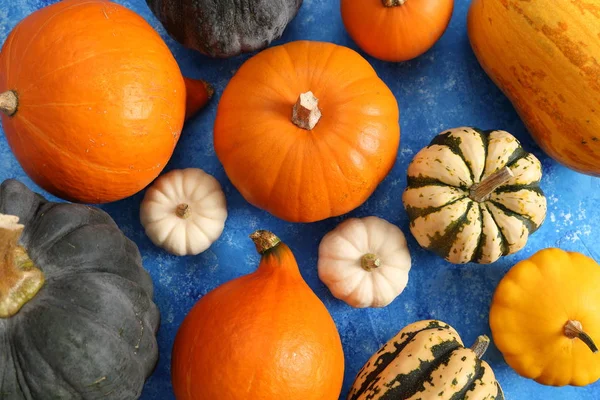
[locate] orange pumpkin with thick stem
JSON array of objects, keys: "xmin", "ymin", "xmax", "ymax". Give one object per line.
[
  {"xmin": 171, "ymin": 230, "xmax": 345, "ymax": 400},
  {"xmin": 341, "ymin": 0, "xmax": 454, "ymax": 62},
  {"xmin": 214, "ymin": 40, "xmax": 400, "ymax": 223},
  {"xmin": 0, "ymin": 0, "xmax": 186, "ymax": 203}
]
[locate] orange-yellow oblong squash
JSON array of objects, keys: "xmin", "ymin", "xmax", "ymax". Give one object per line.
[
  {"xmin": 0, "ymin": 0, "xmax": 186, "ymax": 203},
  {"xmin": 468, "ymin": 0, "xmax": 600, "ymax": 176}
]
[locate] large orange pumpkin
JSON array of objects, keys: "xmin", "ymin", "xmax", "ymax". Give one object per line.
[
  {"xmin": 0, "ymin": 0, "xmax": 186, "ymax": 203},
  {"xmin": 171, "ymin": 230, "xmax": 345, "ymax": 400},
  {"xmin": 214, "ymin": 41, "xmax": 400, "ymax": 223},
  {"xmin": 341, "ymin": 0, "xmax": 454, "ymax": 62}
]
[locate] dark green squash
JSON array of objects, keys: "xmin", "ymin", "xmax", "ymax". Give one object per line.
[
  {"xmin": 348, "ymin": 320, "xmax": 504, "ymax": 400},
  {"xmin": 0, "ymin": 179, "xmax": 159, "ymax": 399},
  {"xmin": 146, "ymin": 0, "xmax": 303, "ymax": 58}
]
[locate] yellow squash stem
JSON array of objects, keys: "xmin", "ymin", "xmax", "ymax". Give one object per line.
[
  {"xmin": 361, "ymin": 253, "xmax": 381, "ymax": 271},
  {"xmin": 292, "ymin": 91, "xmax": 322, "ymax": 130},
  {"xmin": 383, "ymin": 0, "xmax": 407, "ymax": 6},
  {"xmin": 0, "ymin": 91, "xmax": 18, "ymax": 116},
  {"xmin": 250, "ymin": 230, "xmax": 281, "ymax": 254},
  {"xmin": 565, "ymin": 320, "xmax": 599, "ymax": 353},
  {"xmin": 0, "ymin": 214, "xmax": 45, "ymax": 318},
  {"xmin": 470, "ymin": 335, "xmax": 491, "ymax": 358},
  {"xmin": 469, "ymin": 167, "xmax": 514, "ymax": 202}
]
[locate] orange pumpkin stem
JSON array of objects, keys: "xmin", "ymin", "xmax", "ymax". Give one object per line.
[
  {"xmin": 176, "ymin": 203, "xmax": 192, "ymax": 219},
  {"xmin": 383, "ymin": 0, "xmax": 407, "ymax": 6},
  {"xmin": 0, "ymin": 91, "xmax": 18, "ymax": 116},
  {"xmin": 292, "ymin": 91, "xmax": 322, "ymax": 130},
  {"xmin": 250, "ymin": 230, "xmax": 282, "ymax": 254},
  {"xmin": 469, "ymin": 167, "xmax": 514, "ymax": 202},
  {"xmin": 361, "ymin": 253, "xmax": 381, "ymax": 271},
  {"xmin": 565, "ymin": 320, "xmax": 599, "ymax": 353},
  {"xmin": 0, "ymin": 214, "xmax": 45, "ymax": 318},
  {"xmin": 470, "ymin": 335, "xmax": 491, "ymax": 358}
]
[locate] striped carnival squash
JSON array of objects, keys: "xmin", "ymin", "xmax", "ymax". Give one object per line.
[
  {"xmin": 348, "ymin": 320, "xmax": 504, "ymax": 400},
  {"xmin": 402, "ymin": 127, "xmax": 547, "ymax": 264}
]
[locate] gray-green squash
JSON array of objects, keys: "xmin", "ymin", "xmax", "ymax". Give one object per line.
[
  {"xmin": 348, "ymin": 320, "xmax": 504, "ymax": 400},
  {"xmin": 146, "ymin": 0, "xmax": 303, "ymax": 58},
  {"xmin": 402, "ymin": 127, "xmax": 546, "ymax": 264},
  {"xmin": 0, "ymin": 179, "xmax": 159, "ymax": 399}
]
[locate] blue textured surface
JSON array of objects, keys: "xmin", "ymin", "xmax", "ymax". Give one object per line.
[{"xmin": 1, "ymin": 0, "xmax": 600, "ymax": 399}]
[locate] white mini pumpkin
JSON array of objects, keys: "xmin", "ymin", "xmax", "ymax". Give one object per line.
[
  {"xmin": 140, "ymin": 168, "xmax": 227, "ymax": 256},
  {"xmin": 402, "ymin": 127, "xmax": 546, "ymax": 264},
  {"xmin": 318, "ymin": 216, "xmax": 412, "ymax": 308}
]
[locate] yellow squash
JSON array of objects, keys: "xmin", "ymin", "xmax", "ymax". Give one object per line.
[
  {"xmin": 468, "ymin": 0, "xmax": 600, "ymax": 175},
  {"xmin": 490, "ymin": 248, "xmax": 600, "ymax": 386}
]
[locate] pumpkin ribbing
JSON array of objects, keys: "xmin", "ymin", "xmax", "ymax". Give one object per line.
[
  {"xmin": 318, "ymin": 216, "xmax": 411, "ymax": 308},
  {"xmin": 0, "ymin": 179, "xmax": 160, "ymax": 398},
  {"xmin": 0, "ymin": 214, "xmax": 44, "ymax": 318},
  {"xmin": 490, "ymin": 248, "xmax": 600, "ymax": 386},
  {"xmin": 403, "ymin": 127, "xmax": 546, "ymax": 264}
]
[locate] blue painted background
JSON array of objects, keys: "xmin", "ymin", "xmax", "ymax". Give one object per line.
[{"xmin": 1, "ymin": 0, "xmax": 599, "ymax": 399}]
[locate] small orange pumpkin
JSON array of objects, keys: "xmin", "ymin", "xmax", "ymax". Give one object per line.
[
  {"xmin": 214, "ymin": 41, "xmax": 400, "ymax": 222},
  {"xmin": 341, "ymin": 0, "xmax": 454, "ymax": 62},
  {"xmin": 171, "ymin": 230, "xmax": 345, "ymax": 400},
  {"xmin": 0, "ymin": 0, "xmax": 186, "ymax": 203}
]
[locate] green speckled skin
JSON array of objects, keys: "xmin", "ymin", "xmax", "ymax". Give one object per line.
[
  {"xmin": 146, "ymin": 0, "xmax": 303, "ymax": 57},
  {"xmin": 0, "ymin": 180, "xmax": 159, "ymax": 399}
]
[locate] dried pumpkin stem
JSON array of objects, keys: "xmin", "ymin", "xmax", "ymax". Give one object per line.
[
  {"xmin": 292, "ymin": 91, "xmax": 322, "ymax": 130},
  {"xmin": 176, "ymin": 204, "xmax": 192, "ymax": 219},
  {"xmin": 361, "ymin": 253, "xmax": 381, "ymax": 271},
  {"xmin": 0, "ymin": 90, "xmax": 18, "ymax": 116},
  {"xmin": 0, "ymin": 214, "xmax": 45, "ymax": 318},
  {"xmin": 565, "ymin": 320, "xmax": 599, "ymax": 353},
  {"xmin": 250, "ymin": 230, "xmax": 282, "ymax": 254},
  {"xmin": 383, "ymin": 0, "xmax": 407, "ymax": 6},
  {"xmin": 470, "ymin": 335, "xmax": 491, "ymax": 358},
  {"xmin": 469, "ymin": 167, "xmax": 514, "ymax": 202}
]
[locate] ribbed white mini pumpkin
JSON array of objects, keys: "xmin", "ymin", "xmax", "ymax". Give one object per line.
[
  {"xmin": 140, "ymin": 168, "xmax": 227, "ymax": 256},
  {"xmin": 318, "ymin": 217, "xmax": 412, "ymax": 308}
]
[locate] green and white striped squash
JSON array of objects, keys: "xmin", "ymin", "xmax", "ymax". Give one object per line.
[
  {"xmin": 348, "ymin": 320, "xmax": 504, "ymax": 400},
  {"xmin": 402, "ymin": 127, "xmax": 546, "ymax": 264}
]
